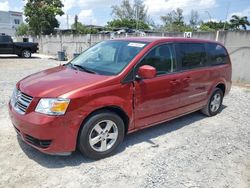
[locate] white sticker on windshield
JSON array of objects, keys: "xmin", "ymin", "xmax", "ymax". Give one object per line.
[{"xmin": 128, "ymin": 42, "xmax": 145, "ymax": 48}]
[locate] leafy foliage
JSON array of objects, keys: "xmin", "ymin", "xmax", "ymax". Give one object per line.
[
  {"xmin": 16, "ymin": 23, "xmax": 29, "ymax": 36},
  {"xmin": 107, "ymin": 18, "xmax": 149, "ymax": 30},
  {"xmin": 111, "ymin": 0, "xmax": 151, "ymax": 25},
  {"xmin": 71, "ymin": 22, "xmax": 98, "ymax": 34},
  {"xmin": 230, "ymin": 15, "xmax": 250, "ymax": 30},
  {"xmin": 189, "ymin": 10, "xmax": 200, "ymax": 30},
  {"xmin": 109, "ymin": 0, "xmax": 151, "ymax": 30},
  {"xmin": 199, "ymin": 21, "xmax": 230, "ymax": 31},
  {"xmin": 24, "ymin": 0, "xmax": 64, "ymax": 35},
  {"xmin": 159, "ymin": 8, "xmax": 250, "ymax": 32},
  {"xmin": 160, "ymin": 8, "xmax": 192, "ymax": 32}
]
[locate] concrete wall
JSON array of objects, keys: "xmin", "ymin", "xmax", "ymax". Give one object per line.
[{"xmin": 23, "ymin": 31, "xmax": 250, "ymax": 83}]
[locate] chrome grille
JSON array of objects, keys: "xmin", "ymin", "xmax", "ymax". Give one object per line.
[{"xmin": 11, "ymin": 89, "xmax": 33, "ymax": 114}]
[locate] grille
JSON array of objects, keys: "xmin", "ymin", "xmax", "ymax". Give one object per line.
[
  {"xmin": 12, "ymin": 90, "xmax": 33, "ymax": 114},
  {"xmin": 24, "ymin": 134, "xmax": 52, "ymax": 149}
]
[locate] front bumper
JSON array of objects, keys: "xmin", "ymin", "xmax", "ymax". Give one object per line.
[{"xmin": 8, "ymin": 102, "xmax": 82, "ymax": 155}]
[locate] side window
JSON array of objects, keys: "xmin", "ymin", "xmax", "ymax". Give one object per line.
[
  {"xmin": 0, "ymin": 36, "xmax": 12, "ymax": 43},
  {"xmin": 14, "ymin": 19, "xmax": 20, "ymax": 25},
  {"xmin": 139, "ymin": 44, "xmax": 176, "ymax": 75},
  {"xmin": 207, "ymin": 43, "xmax": 229, "ymax": 65},
  {"xmin": 179, "ymin": 43, "xmax": 206, "ymax": 70}
]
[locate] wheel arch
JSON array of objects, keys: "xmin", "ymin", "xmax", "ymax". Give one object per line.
[
  {"xmin": 216, "ymin": 83, "xmax": 226, "ymax": 96},
  {"xmin": 208, "ymin": 79, "xmax": 226, "ymax": 98},
  {"xmin": 76, "ymin": 106, "xmax": 130, "ymax": 147}
]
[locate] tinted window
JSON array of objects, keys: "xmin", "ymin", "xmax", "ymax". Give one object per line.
[
  {"xmin": 207, "ymin": 43, "xmax": 229, "ymax": 65},
  {"xmin": 179, "ymin": 43, "xmax": 206, "ymax": 69},
  {"xmin": 139, "ymin": 44, "xmax": 176, "ymax": 75},
  {"xmin": 0, "ymin": 36, "xmax": 12, "ymax": 43},
  {"xmin": 14, "ymin": 19, "xmax": 20, "ymax": 25}
]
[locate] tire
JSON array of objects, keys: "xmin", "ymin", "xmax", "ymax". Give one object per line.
[
  {"xmin": 78, "ymin": 110, "xmax": 125, "ymax": 159},
  {"xmin": 21, "ymin": 49, "xmax": 31, "ymax": 58},
  {"xmin": 201, "ymin": 88, "xmax": 224, "ymax": 116}
]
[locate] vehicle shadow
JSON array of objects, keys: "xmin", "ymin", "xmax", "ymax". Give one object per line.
[
  {"xmin": 0, "ymin": 56, "xmax": 40, "ymax": 59},
  {"xmin": 17, "ymin": 105, "xmax": 227, "ymax": 168}
]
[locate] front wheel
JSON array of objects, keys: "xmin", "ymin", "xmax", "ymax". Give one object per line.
[
  {"xmin": 201, "ymin": 88, "xmax": 224, "ymax": 116},
  {"xmin": 78, "ymin": 111, "xmax": 125, "ymax": 159},
  {"xmin": 21, "ymin": 49, "xmax": 31, "ymax": 58}
]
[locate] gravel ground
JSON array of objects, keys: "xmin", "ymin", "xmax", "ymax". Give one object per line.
[{"xmin": 0, "ymin": 55, "xmax": 249, "ymax": 188}]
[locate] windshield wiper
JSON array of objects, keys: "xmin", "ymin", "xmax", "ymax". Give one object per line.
[{"xmin": 69, "ymin": 63, "xmax": 97, "ymax": 74}]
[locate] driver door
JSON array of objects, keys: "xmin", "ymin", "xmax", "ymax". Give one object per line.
[{"xmin": 134, "ymin": 44, "xmax": 183, "ymax": 128}]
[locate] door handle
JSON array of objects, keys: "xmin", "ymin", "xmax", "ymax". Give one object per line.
[
  {"xmin": 183, "ymin": 77, "xmax": 192, "ymax": 82},
  {"xmin": 170, "ymin": 79, "xmax": 180, "ymax": 85}
]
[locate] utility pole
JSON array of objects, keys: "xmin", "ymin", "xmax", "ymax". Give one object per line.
[
  {"xmin": 223, "ymin": 2, "xmax": 230, "ymax": 31},
  {"xmin": 66, "ymin": 14, "xmax": 69, "ymax": 29},
  {"xmin": 136, "ymin": 6, "xmax": 139, "ymax": 30},
  {"xmin": 74, "ymin": 15, "xmax": 78, "ymax": 32}
]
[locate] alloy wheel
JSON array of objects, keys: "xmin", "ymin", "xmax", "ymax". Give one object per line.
[
  {"xmin": 89, "ymin": 120, "xmax": 118, "ymax": 152},
  {"xmin": 23, "ymin": 50, "xmax": 31, "ymax": 58},
  {"xmin": 210, "ymin": 93, "xmax": 221, "ymax": 112}
]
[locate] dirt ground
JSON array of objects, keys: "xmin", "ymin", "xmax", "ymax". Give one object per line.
[{"xmin": 0, "ymin": 55, "xmax": 249, "ymax": 188}]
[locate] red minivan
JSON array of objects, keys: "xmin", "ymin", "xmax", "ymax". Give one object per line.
[{"xmin": 9, "ymin": 37, "xmax": 232, "ymax": 159}]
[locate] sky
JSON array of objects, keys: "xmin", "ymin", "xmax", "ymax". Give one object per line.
[{"xmin": 0, "ymin": 0, "xmax": 250, "ymax": 28}]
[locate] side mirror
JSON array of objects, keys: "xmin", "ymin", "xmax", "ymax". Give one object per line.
[{"xmin": 137, "ymin": 65, "xmax": 156, "ymax": 79}]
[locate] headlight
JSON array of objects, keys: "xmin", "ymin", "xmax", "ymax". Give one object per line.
[
  {"xmin": 10, "ymin": 88, "xmax": 19, "ymax": 107},
  {"xmin": 35, "ymin": 98, "xmax": 70, "ymax": 115}
]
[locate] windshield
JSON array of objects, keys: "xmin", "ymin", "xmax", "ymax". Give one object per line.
[{"xmin": 69, "ymin": 40, "xmax": 148, "ymax": 75}]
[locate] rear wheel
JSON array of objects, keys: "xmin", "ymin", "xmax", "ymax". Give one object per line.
[
  {"xmin": 21, "ymin": 49, "xmax": 31, "ymax": 58},
  {"xmin": 201, "ymin": 88, "xmax": 224, "ymax": 116},
  {"xmin": 78, "ymin": 111, "xmax": 125, "ymax": 159}
]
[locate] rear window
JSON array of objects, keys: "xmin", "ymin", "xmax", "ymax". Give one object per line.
[
  {"xmin": 0, "ymin": 36, "xmax": 12, "ymax": 43},
  {"xmin": 178, "ymin": 43, "xmax": 206, "ymax": 70},
  {"xmin": 207, "ymin": 43, "xmax": 229, "ymax": 65}
]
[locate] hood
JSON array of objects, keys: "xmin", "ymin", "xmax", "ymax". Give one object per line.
[{"xmin": 17, "ymin": 66, "xmax": 111, "ymax": 98}]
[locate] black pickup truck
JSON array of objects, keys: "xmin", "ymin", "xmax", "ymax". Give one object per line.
[{"xmin": 0, "ymin": 34, "xmax": 38, "ymax": 58}]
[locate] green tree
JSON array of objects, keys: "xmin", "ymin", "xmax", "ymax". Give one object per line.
[
  {"xmin": 199, "ymin": 21, "xmax": 230, "ymax": 31},
  {"xmin": 16, "ymin": 23, "xmax": 29, "ymax": 36},
  {"xmin": 111, "ymin": 0, "xmax": 148, "ymax": 22},
  {"xmin": 71, "ymin": 22, "xmax": 97, "ymax": 34},
  {"xmin": 161, "ymin": 8, "xmax": 191, "ymax": 32},
  {"xmin": 107, "ymin": 18, "xmax": 149, "ymax": 30},
  {"xmin": 24, "ymin": 0, "xmax": 64, "ymax": 35},
  {"xmin": 189, "ymin": 10, "xmax": 200, "ymax": 30},
  {"xmin": 111, "ymin": 0, "xmax": 151, "ymax": 25},
  {"xmin": 199, "ymin": 24, "xmax": 215, "ymax": 31},
  {"xmin": 230, "ymin": 15, "xmax": 250, "ymax": 30}
]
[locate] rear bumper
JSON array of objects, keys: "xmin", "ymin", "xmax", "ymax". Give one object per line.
[
  {"xmin": 31, "ymin": 47, "xmax": 39, "ymax": 53},
  {"xmin": 225, "ymin": 80, "xmax": 232, "ymax": 96},
  {"xmin": 8, "ymin": 102, "xmax": 82, "ymax": 155}
]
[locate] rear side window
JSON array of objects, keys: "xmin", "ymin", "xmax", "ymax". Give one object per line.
[
  {"xmin": 139, "ymin": 44, "xmax": 176, "ymax": 75},
  {"xmin": 178, "ymin": 43, "xmax": 206, "ymax": 70},
  {"xmin": 0, "ymin": 36, "xmax": 12, "ymax": 43},
  {"xmin": 207, "ymin": 43, "xmax": 229, "ymax": 65}
]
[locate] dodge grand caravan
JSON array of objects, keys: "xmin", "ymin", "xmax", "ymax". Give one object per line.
[{"xmin": 9, "ymin": 37, "xmax": 232, "ymax": 159}]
